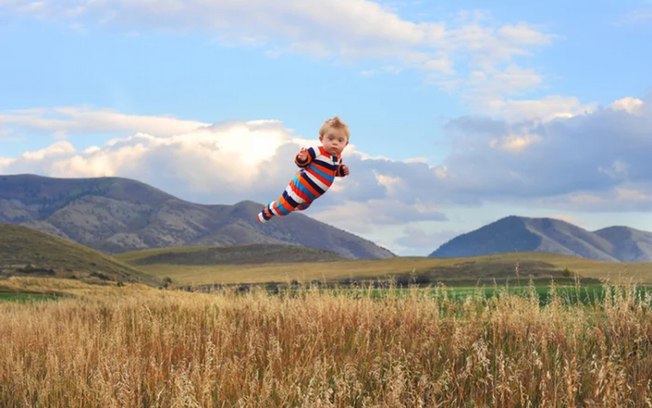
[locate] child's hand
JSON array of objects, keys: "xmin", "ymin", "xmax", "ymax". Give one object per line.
[
  {"xmin": 341, "ymin": 164, "xmax": 350, "ymax": 176},
  {"xmin": 297, "ymin": 147, "xmax": 308, "ymax": 162}
]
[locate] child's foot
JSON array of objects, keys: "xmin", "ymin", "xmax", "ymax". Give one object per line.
[
  {"xmin": 257, "ymin": 205, "xmax": 274, "ymax": 223},
  {"xmin": 297, "ymin": 201, "xmax": 312, "ymax": 211}
]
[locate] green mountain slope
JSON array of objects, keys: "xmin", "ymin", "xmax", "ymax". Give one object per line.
[
  {"xmin": 119, "ymin": 244, "xmax": 344, "ymax": 265},
  {"xmin": 0, "ymin": 224, "xmax": 158, "ymax": 285}
]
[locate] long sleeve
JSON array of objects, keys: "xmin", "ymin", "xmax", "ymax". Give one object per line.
[
  {"xmin": 295, "ymin": 147, "xmax": 315, "ymax": 167},
  {"xmin": 336, "ymin": 163, "xmax": 349, "ymax": 177}
]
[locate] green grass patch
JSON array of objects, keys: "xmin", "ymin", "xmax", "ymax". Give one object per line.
[
  {"xmin": 436, "ymin": 283, "xmax": 611, "ymax": 305},
  {"xmin": 0, "ymin": 292, "xmax": 61, "ymax": 303},
  {"xmin": 255, "ymin": 281, "xmax": 651, "ymax": 308},
  {"xmin": 120, "ymin": 244, "xmax": 343, "ymax": 265}
]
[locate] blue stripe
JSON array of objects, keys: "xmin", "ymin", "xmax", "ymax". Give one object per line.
[
  {"xmin": 269, "ymin": 200, "xmax": 290, "ymax": 215},
  {"xmin": 292, "ymin": 175, "xmax": 317, "ymax": 200},
  {"xmin": 308, "ymin": 164, "xmax": 335, "ymax": 183},
  {"xmin": 276, "ymin": 200, "xmax": 291, "ymax": 215}
]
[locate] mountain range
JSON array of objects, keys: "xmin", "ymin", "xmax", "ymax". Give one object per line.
[
  {"xmin": 0, "ymin": 174, "xmax": 393, "ymax": 259},
  {"xmin": 3, "ymin": 174, "xmax": 651, "ymax": 263},
  {"xmin": 430, "ymin": 215, "xmax": 652, "ymax": 262}
]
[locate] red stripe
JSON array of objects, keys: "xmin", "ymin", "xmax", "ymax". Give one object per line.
[{"xmin": 306, "ymin": 168, "xmax": 333, "ymax": 187}]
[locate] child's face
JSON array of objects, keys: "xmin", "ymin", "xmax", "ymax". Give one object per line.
[{"xmin": 319, "ymin": 127, "xmax": 349, "ymax": 156}]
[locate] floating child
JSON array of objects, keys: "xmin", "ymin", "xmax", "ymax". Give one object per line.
[{"xmin": 257, "ymin": 116, "xmax": 350, "ymax": 223}]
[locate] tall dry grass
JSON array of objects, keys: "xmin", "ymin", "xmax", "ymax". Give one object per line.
[{"xmin": 0, "ymin": 284, "xmax": 651, "ymax": 407}]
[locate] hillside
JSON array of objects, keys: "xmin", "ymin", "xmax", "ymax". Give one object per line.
[
  {"xmin": 119, "ymin": 244, "xmax": 345, "ymax": 265},
  {"xmin": 594, "ymin": 226, "xmax": 652, "ymax": 262},
  {"xmin": 0, "ymin": 174, "xmax": 394, "ymax": 259},
  {"xmin": 430, "ymin": 216, "xmax": 652, "ymax": 262},
  {"xmin": 0, "ymin": 224, "xmax": 158, "ymax": 285}
]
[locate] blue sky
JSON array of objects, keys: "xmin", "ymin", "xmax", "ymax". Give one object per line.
[{"xmin": 1, "ymin": 1, "xmax": 651, "ymax": 255}]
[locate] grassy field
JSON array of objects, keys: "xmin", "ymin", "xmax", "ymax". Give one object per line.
[
  {"xmin": 0, "ymin": 292, "xmax": 60, "ymax": 302},
  {"xmin": 0, "ymin": 277, "xmax": 650, "ymax": 407},
  {"xmin": 116, "ymin": 251, "xmax": 652, "ymax": 287}
]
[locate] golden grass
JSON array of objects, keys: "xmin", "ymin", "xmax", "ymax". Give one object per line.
[
  {"xmin": 1, "ymin": 280, "xmax": 651, "ymax": 407},
  {"xmin": 126, "ymin": 252, "xmax": 652, "ymax": 286}
]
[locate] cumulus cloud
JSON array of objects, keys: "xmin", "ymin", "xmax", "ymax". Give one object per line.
[
  {"xmin": 0, "ymin": 106, "xmax": 208, "ymax": 139},
  {"xmin": 0, "ymin": 117, "xmax": 303, "ymax": 202},
  {"xmin": 440, "ymin": 94, "xmax": 652, "ymax": 209},
  {"xmin": 2, "ymin": 95, "xmax": 650, "ymax": 252},
  {"xmin": 611, "ymin": 97, "xmax": 644, "ymax": 115},
  {"xmin": 0, "ymin": 106, "xmax": 452, "ymax": 224},
  {"xmin": 0, "ymin": 106, "xmax": 455, "ymax": 239},
  {"xmin": 1, "ymin": 0, "xmax": 553, "ymax": 105},
  {"xmin": 487, "ymin": 95, "xmax": 591, "ymax": 122}
]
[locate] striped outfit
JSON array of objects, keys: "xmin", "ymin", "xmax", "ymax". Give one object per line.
[{"xmin": 258, "ymin": 146, "xmax": 347, "ymax": 222}]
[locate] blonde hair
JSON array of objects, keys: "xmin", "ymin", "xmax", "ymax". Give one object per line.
[{"xmin": 319, "ymin": 116, "xmax": 350, "ymax": 141}]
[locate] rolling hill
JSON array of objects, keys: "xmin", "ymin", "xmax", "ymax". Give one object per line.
[
  {"xmin": 430, "ymin": 216, "xmax": 652, "ymax": 262},
  {"xmin": 0, "ymin": 224, "xmax": 158, "ymax": 285},
  {"xmin": 1, "ymin": 220, "xmax": 649, "ymax": 288},
  {"xmin": 119, "ymin": 244, "xmax": 345, "ymax": 265},
  {"xmin": 0, "ymin": 174, "xmax": 394, "ymax": 259}
]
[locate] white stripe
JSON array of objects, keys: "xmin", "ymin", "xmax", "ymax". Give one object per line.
[
  {"xmin": 285, "ymin": 185, "xmax": 307, "ymax": 204},
  {"xmin": 268, "ymin": 201, "xmax": 283, "ymax": 216},
  {"xmin": 304, "ymin": 171, "xmax": 330, "ymax": 191}
]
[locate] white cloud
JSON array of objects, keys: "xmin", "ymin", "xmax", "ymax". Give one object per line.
[
  {"xmin": 611, "ymin": 97, "xmax": 644, "ymax": 115},
  {"xmin": 498, "ymin": 22, "xmax": 552, "ymax": 46},
  {"xmin": 1, "ymin": 106, "xmax": 455, "ymax": 226},
  {"xmin": 308, "ymin": 198, "xmax": 447, "ymax": 233},
  {"xmin": 5, "ymin": 95, "xmax": 649, "ymax": 211},
  {"xmin": 20, "ymin": 141, "xmax": 76, "ymax": 161},
  {"xmin": 2, "ymin": 96, "xmax": 650, "ymax": 253},
  {"xmin": 0, "ymin": 107, "xmax": 208, "ymax": 139},
  {"xmin": 598, "ymin": 160, "xmax": 630, "ymax": 180},
  {"xmin": 559, "ymin": 185, "xmax": 652, "ymax": 212},
  {"xmin": 0, "ymin": 116, "xmax": 299, "ymax": 200},
  {"xmin": 615, "ymin": 187, "xmax": 650, "ymax": 203},
  {"xmin": 374, "ymin": 172, "xmax": 403, "ymax": 194},
  {"xmin": 2, "ymin": 0, "xmax": 553, "ymax": 104},
  {"xmin": 489, "ymin": 132, "xmax": 541, "ymax": 152},
  {"xmin": 441, "ymin": 95, "xmax": 652, "ymax": 207},
  {"xmin": 471, "ymin": 95, "xmax": 591, "ymax": 122}
]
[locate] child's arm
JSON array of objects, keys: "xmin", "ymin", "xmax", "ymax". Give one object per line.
[
  {"xmin": 337, "ymin": 163, "xmax": 349, "ymax": 177},
  {"xmin": 295, "ymin": 147, "xmax": 313, "ymax": 167}
]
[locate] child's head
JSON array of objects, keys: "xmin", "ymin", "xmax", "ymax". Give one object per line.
[{"xmin": 319, "ymin": 116, "xmax": 349, "ymax": 156}]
